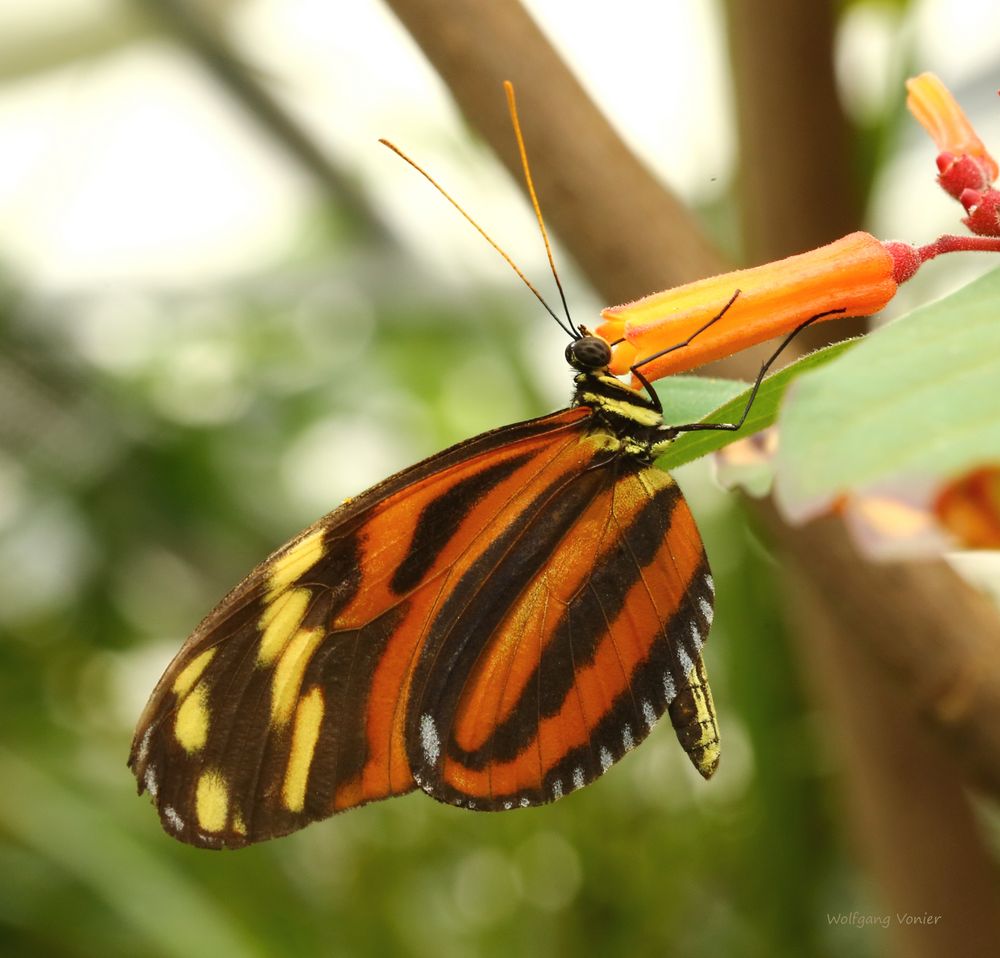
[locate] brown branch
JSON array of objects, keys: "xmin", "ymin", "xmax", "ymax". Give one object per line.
[
  {"xmin": 382, "ymin": 0, "xmax": 723, "ymax": 303},
  {"xmin": 724, "ymin": 0, "xmax": 862, "ymax": 261},
  {"xmin": 759, "ymin": 507, "xmax": 1000, "ymax": 795},
  {"xmin": 787, "ymin": 561, "xmax": 1000, "ymax": 957},
  {"xmin": 724, "ymin": 0, "xmax": 868, "ymax": 354}
]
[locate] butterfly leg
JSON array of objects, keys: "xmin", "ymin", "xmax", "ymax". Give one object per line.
[
  {"xmin": 626, "ymin": 289, "xmax": 742, "ymax": 412},
  {"xmin": 661, "ymin": 308, "xmax": 847, "ymax": 436}
]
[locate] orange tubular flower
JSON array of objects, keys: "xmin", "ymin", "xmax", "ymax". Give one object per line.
[
  {"xmin": 597, "ymin": 231, "xmax": 897, "ymax": 381},
  {"xmin": 906, "ymin": 72, "xmax": 1000, "ymax": 237},
  {"xmin": 905, "ymin": 72, "xmax": 998, "ymax": 186}
]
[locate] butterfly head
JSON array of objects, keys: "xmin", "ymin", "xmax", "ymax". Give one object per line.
[
  {"xmin": 565, "ymin": 334, "xmax": 612, "ymax": 373},
  {"xmin": 567, "ymin": 330, "xmax": 663, "ymax": 434}
]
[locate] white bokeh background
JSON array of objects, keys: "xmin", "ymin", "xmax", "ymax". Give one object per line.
[{"xmin": 3, "ymin": 0, "xmax": 999, "ymax": 295}]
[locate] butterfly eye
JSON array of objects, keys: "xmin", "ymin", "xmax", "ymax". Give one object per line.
[{"xmin": 566, "ymin": 336, "xmax": 612, "ymax": 371}]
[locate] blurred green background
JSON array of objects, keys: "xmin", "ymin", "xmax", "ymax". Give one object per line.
[{"xmin": 2, "ymin": 2, "xmax": 1000, "ymax": 957}]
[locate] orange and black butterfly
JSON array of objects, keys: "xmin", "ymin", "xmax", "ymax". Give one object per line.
[{"xmin": 128, "ymin": 87, "xmax": 731, "ymax": 849}]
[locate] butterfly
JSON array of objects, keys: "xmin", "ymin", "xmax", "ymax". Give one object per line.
[
  {"xmin": 128, "ymin": 85, "xmax": 757, "ymax": 849},
  {"xmin": 128, "ymin": 323, "xmax": 724, "ymax": 847}
]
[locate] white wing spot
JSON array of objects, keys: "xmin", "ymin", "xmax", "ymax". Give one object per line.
[
  {"xmin": 599, "ymin": 747, "xmax": 613, "ymax": 772},
  {"xmin": 503, "ymin": 800, "xmax": 513, "ymax": 810},
  {"xmin": 690, "ymin": 621, "xmax": 703, "ymax": 651},
  {"xmin": 519, "ymin": 797, "xmax": 530, "ymax": 808},
  {"xmin": 467, "ymin": 800, "xmax": 476, "ymax": 810},
  {"xmin": 642, "ymin": 700, "xmax": 656, "ymax": 728},
  {"xmin": 663, "ymin": 671, "xmax": 677, "ymax": 702},
  {"xmin": 622, "ymin": 725, "xmax": 635, "ymax": 751},
  {"xmin": 698, "ymin": 597, "xmax": 714, "ymax": 625},
  {"xmin": 163, "ymin": 806, "xmax": 184, "ymax": 832},
  {"xmin": 677, "ymin": 646, "xmax": 694, "ymax": 677},
  {"xmin": 705, "ymin": 574, "xmax": 715, "ymax": 595},
  {"xmin": 143, "ymin": 765, "xmax": 159, "ymax": 799},
  {"xmin": 572, "ymin": 767, "xmax": 585, "ymax": 790},
  {"xmin": 137, "ymin": 728, "xmax": 152, "ymax": 764},
  {"xmin": 552, "ymin": 779, "xmax": 563, "ymax": 800},
  {"xmin": 419, "ymin": 713, "xmax": 440, "ymax": 767}
]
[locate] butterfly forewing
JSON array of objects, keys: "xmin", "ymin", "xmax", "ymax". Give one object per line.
[{"xmin": 131, "ymin": 408, "xmax": 599, "ymax": 846}]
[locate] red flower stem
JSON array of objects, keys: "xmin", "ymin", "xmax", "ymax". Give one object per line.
[
  {"xmin": 884, "ymin": 233, "xmax": 1000, "ymax": 284},
  {"xmin": 918, "ymin": 233, "xmax": 1000, "ymax": 261}
]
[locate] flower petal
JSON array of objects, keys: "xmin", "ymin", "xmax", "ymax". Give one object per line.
[{"xmin": 906, "ymin": 72, "xmax": 998, "ymax": 182}]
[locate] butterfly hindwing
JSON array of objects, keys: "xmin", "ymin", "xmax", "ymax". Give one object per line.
[{"xmin": 406, "ymin": 457, "xmax": 718, "ymax": 810}]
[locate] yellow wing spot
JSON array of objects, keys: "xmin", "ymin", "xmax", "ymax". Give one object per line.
[
  {"xmin": 232, "ymin": 810, "xmax": 247, "ymax": 836},
  {"xmin": 271, "ymin": 627, "xmax": 325, "ymax": 726},
  {"xmin": 282, "ymin": 686, "xmax": 326, "ymax": 812},
  {"xmin": 174, "ymin": 683, "xmax": 210, "ymax": 753},
  {"xmin": 266, "ymin": 527, "xmax": 326, "ymax": 600},
  {"xmin": 172, "ymin": 648, "xmax": 216, "ymax": 698},
  {"xmin": 195, "ymin": 770, "xmax": 229, "ymax": 833},
  {"xmin": 258, "ymin": 587, "xmax": 311, "ymax": 665}
]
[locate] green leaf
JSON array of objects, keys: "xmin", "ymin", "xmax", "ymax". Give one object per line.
[
  {"xmin": 775, "ymin": 267, "xmax": 1000, "ymax": 518},
  {"xmin": 655, "ymin": 374, "xmax": 749, "ymax": 424},
  {"xmin": 656, "ymin": 338, "xmax": 860, "ymax": 471}
]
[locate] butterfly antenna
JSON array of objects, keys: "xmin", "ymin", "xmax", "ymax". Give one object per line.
[
  {"xmin": 378, "ymin": 139, "xmax": 577, "ymax": 339},
  {"xmin": 503, "ymin": 81, "xmax": 578, "ymax": 338}
]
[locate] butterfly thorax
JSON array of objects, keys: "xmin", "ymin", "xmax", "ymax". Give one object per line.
[{"xmin": 572, "ymin": 370, "xmax": 673, "ymax": 462}]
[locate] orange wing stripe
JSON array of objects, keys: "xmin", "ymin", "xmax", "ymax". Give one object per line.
[
  {"xmin": 449, "ymin": 467, "xmax": 647, "ymax": 753},
  {"xmin": 442, "ymin": 472, "xmax": 703, "ymax": 800},
  {"xmin": 347, "ymin": 421, "xmax": 594, "ymax": 807}
]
